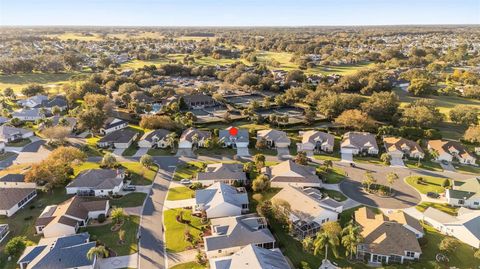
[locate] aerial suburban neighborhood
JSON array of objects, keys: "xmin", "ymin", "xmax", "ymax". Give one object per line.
[{"xmin": 0, "ymin": 1, "xmax": 479, "ymax": 269}]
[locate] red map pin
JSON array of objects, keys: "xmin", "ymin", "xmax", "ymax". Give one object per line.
[{"xmin": 229, "ymin": 127, "xmax": 238, "ymax": 136}]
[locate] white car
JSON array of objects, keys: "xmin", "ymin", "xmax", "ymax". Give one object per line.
[{"xmin": 180, "ymin": 179, "xmax": 192, "ymax": 185}]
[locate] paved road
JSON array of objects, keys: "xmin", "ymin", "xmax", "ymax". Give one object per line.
[{"xmin": 138, "ymin": 156, "xmax": 178, "ymax": 269}]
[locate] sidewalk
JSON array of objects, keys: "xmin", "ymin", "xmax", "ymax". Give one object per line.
[{"xmin": 98, "ymin": 253, "xmax": 138, "ymax": 269}]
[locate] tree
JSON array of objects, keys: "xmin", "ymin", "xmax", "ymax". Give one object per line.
[
  {"xmin": 42, "ymin": 126, "xmax": 71, "ymax": 144},
  {"xmin": 341, "ymin": 220, "xmax": 363, "ymax": 260},
  {"xmin": 401, "ymin": 100, "xmax": 443, "ymax": 128},
  {"xmin": 5, "ymin": 236, "xmax": 28, "ymax": 257},
  {"xmin": 464, "ymin": 125, "xmax": 480, "ymax": 143},
  {"xmin": 302, "ymin": 236, "xmax": 314, "ymax": 253},
  {"xmin": 101, "ymin": 153, "xmax": 118, "ymax": 168},
  {"xmin": 360, "ymin": 91, "xmax": 399, "ymax": 122},
  {"xmin": 253, "ymin": 153, "xmax": 266, "ymax": 170},
  {"xmin": 335, "ymin": 109, "xmax": 376, "ymax": 131},
  {"xmin": 118, "ymin": 229, "xmax": 126, "ymax": 243},
  {"xmin": 363, "ymin": 172, "xmax": 375, "ymax": 191},
  {"xmin": 313, "ymin": 221, "xmax": 341, "ymax": 259},
  {"xmin": 304, "ymin": 108, "xmax": 316, "ymax": 125},
  {"xmin": 475, "ymin": 249, "xmax": 480, "ymax": 260},
  {"xmin": 380, "ymin": 153, "xmax": 391, "ymax": 165},
  {"xmin": 386, "ymin": 172, "xmax": 398, "ymax": 192},
  {"xmin": 252, "ymin": 174, "xmax": 270, "ymax": 192},
  {"xmin": 111, "ymin": 208, "xmax": 126, "ymax": 225},
  {"xmin": 140, "ymin": 154, "xmax": 154, "ymax": 168},
  {"xmin": 3, "ymin": 87, "xmax": 15, "ymax": 99},
  {"xmin": 439, "ymin": 237, "xmax": 459, "ymax": 254},
  {"xmin": 323, "ymin": 160, "xmax": 333, "ymax": 171},
  {"xmin": 165, "ymin": 132, "xmax": 178, "ymax": 150},
  {"xmin": 295, "ymin": 151, "xmax": 309, "ymax": 165},
  {"xmin": 255, "ymin": 137, "xmax": 268, "ymax": 149},
  {"xmin": 449, "ymin": 105, "xmax": 478, "ymax": 126},
  {"xmin": 77, "ymin": 108, "xmax": 106, "ymax": 134},
  {"xmin": 139, "ymin": 115, "xmax": 180, "ymax": 131},
  {"xmin": 21, "ymin": 84, "xmax": 45, "ymax": 97},
  {"xmin": 87, "ymin": 246, "xmax": 109, "ymax": 260},
  {"xmin": 407, "ymin": 79, "xmax": 434, "ymax": 96}
]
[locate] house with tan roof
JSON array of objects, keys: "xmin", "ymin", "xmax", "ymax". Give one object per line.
[
  {"xmin": 66, "ymin": 169, "xmax": 124, "ymax": 197},
  {"xmin": 383, "ymin": 137, "xmax": 425, "ymax": 160},
  {"xmin": 0, "ymin": 182, "xmax": 37, "ymax": 217},
  {"xmin": 196, "ymin": 163, "xmax": 247, "ymax": 186},
  {"xmin": 194, "ymin": 182, "xmax": 249, "ymax": 219},
  {"xmin": 178, "ymin": 127, "xmax": 211, "ymax": 149},
  {"xmin": 446, "ymin": 177, "xmax": 480, "ymax": 208},
  {"xmin": 297, "ymin": 130, "xmax": 334, "ymax": 156},
  {"xmin": 35, "ymin": 196, "xmax": 109, "ymax": 238},
  {"xmin": 341, "ymin": 132, "xmax": 379, "ymax": 156},
  {"xmin": 261, "ymin": 160, "xmax": 321, "ymax": 188},
  {"xmin": 210, "ymin": 244, "xmax": 291, "ymax": 269},
  {"xmin": 272, "ymin": 185, "xmax": 342, "ymax": 238},
  {"xmin": 354, "ymin": 207, "xmax": 422, "ymax": 264},
  {"xmin": 427, "ymin": 140, "xmax": 477, "ymax": 165},
  {"xmin": 256, "ymin": 129, "xmax": 291, "ymax": 149}
]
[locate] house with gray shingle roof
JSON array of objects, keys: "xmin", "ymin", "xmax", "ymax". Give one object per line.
[
  {"xmin": 297, "ymin": 130, "xmax": 335, "ymax": 155},
  {"xmin": 341, "ymin": 132, "xmax": 379, "ymax": 156},
  {"xmin": 0, "ymin": 182, "xmax": 37, "ymax": 217},
  {"xmin": 446, "ymin": 178, "xmax": 480, "ymax": 208},
  {"xmin": 179, "ymin": 127, "xmax": 211, "ymax": 149},
  {"xmin": 204, "ymin": 214, "xmax": 276, "ymax": 259},
  {"xmin": 66, "ymin": 169, "xmax": 124, "ymax": 197},
  {"xmin": 100, "ymin": 117, "xmax": 128, "ymax": 135},
  {"xmin": 194, "ymin": 182, "xmax": 249, "ymax": 219},
  {"xmin": 262, "ymin": 160, "xmax": 321, "ymax": 188},
  {"xmin": 17, "ymin": 232, "xmax": 97, "ymax": 269},
  {"xmin": 17, "ymin": 95, "xmax": 48, "ymax": 109},
  {"xmin": 0, "ymin": 125, "xmax": 34, "ymax": 143},
  {"xmin": 138, "ymin": 129, "xmax": 172, "ymax": 148},
  {"xmin": 12, "ymin": 108, "xmax": 48, "ymax": 122},
  {"xmin": 257, "ymin": 129, "xmax": 290, "ymax": 149},
  {"xmin": 210, "ymin": 244, "xmax": 291, "ymax": 269},
  {"xmin": 97, "ymin": 129, "xmax": 138, "ymax": 149},
  {"xmin": 219, "ymin": 127, "xmax": 250, "ymax": 156},
  {"xmin": 196, "ymin": 163, "xmax": 247, "ymax": 186}
]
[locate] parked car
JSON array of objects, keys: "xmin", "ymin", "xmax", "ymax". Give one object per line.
[
  {"xmin": 180, "ymin": 179, "xmax": 192, "ymax": 185},
  {"xmin": 122, "ymin": 186, "xmax": 136, "ymax": 191},
  {"xmin": 441, "ymin": 160, "xmax": 449, "ymax": 165},
  {"xmin": 426, "ymin": 192, "xmax": 439, "ymax": 198}
]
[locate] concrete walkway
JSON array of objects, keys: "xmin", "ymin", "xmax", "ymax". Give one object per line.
[
  {"xmin": 164, "ymin": 198, "xmax": 195, "ymax": 209},
  {"xmin": 167, "ymin": 249, "xmax": 198, "ymax": 267},
  {"xmin": 113, "ymin": 148, "xmax": 126, "ymax": 156},
  {"xmin": 124, "ymin": 206, "xmax": 143, "ymax": 216},
  {"xmin": 98, "ymin": 253, "xmax": 138, "ymax": 269},
  {"xmin": 134, "ymin": 147, "xmax": 149, "ymax": 158}
]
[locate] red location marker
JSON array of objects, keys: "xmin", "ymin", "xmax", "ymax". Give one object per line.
[{"xmin": 229, "ymin": 127, "xmax": 238, "ymax": 136}]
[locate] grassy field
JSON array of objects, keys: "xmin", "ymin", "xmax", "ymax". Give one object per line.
[
  {"xmin": 45, "ymin": 32, "xmax": 105, "ymax": 41},
  {"xmin": 415, "ymin": 202, "xmax": 458, "ymax": 215},
  {"xmin": 405, "ymin": 176, "xmax": 450, "ymax": 194},
  {"xmin": 166, "ymin": 186, "xmax": 195, "ymax": 201},
  {"xmin": 164, "ymin": 209, "xmax": 206, "ymax": 253},
  {"xmin": 313, "ymin": 154, "xmax": 341, "ymax": 162},
  {"xmin": 110, "ymin": 193, "xmax": 147, "ymax": 208},
  {"xmin": 0, "ymin": 72, "xmax": 76, "ymax": 93}
]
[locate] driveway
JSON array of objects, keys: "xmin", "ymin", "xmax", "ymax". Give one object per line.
[
  {"xmin": 176, "ymin": 148, "xmax": 195, "ymax": 157},
  {"xmin": 276, "ymin": 147, "xmax": 290, "ymax": 159},
  {"xmin": 134, "ymin": 147, "xmax": 149, "ymax": 157},
  {"xmin": 341, "ymin": 152, "xmax": 353, "ymax": 162},
  {"xmin": 113, "ymin": 148, "xmax": 125, "ymax": 156},
  {"xmin": 138, "ymin": 156, "xmax": 178, "ymax": 269},
  {"xmin": 98, "ymin": 253, "xmax": 138, "ymax": 269},
  {"xmin": 390, "ymin": 157, "xmax": 405, "ymax": 167},
  {"xmin": 440, "ymin": 162, "xmax": 456, "ymax": 172},
  {"xmin": 236, "ymin": 147, "xmax": 250, "ymax": 157}
]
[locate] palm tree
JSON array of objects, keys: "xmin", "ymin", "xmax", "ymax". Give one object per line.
[
  {"xmin": 341, "ymin": 220, "xmax": 363, "ymax": 260},
  {"xmin": 111, "ymin": 208, "xmax": 126, "ymax": 225},
  {"xmin": 323, "ymin": 160, "xmax": 333, "ymax": 171},
  {"xmin": 429, "ymin": 148, "xmax": 439, "ymax": 162},
  {"xmin": 191, "ymin": 133, "xmax": 199, "ymax": 149},
  {"xmin": 313, "ymin": 221, "xmax": 341, "ymax": 260},
  {"xmin": 87, "ymin": 246, "xmax": 109, "ymax": 260},
  {"xmin": 386, "ymin": 172, "xmax": 399, "ymax": 192},
  {"xmin": 165, "ymin": 132, "xmax": 178, "ymax": 152}
]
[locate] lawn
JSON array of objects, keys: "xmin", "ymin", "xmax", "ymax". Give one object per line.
[
  {"xmin": 82, "ymin": 215, "xmax": 140, "ymax": 256},
  {"xmin": 415, "ymin": 202, "xmax": 458, "ymax": 215},
  {"xmin": 110, "ymin": 193, "xmax": 147, "ymax": 208},
  {"xmin": 173, "ymin": 161, "xmax": 205, "ymax": 181},
  {"xmin": 320, "ymin": 189, "xmax": 347, "ymax": 202},
  {"xmin": 453, "ymin": 163, "xmax": 480, "ymax": 175},
  {"xmin": 0, "ymin": 152, "xmax": 15, "ymax": 161},
  {"xmin": 170, "ymin": 262, "xmax": 206, "ymax": 269},
  {"xmin": 405, "ymin": 160, "xmax": 443, "ymax": 172},
  {"xmin": 0, "ymin": 164, "xmax": 31, "ymax": 177},
  {"xmin": 164, "ymin": 209, "xmax": 207, "ymax": 253},
  {"xmin": 405, "ymin": 176, "xmax": 450, "ymax": 194},
  {"xmin": 73, "ymin": 161, "xmax": 157, "ymax": 185},
  {"xmin": 354, "ymin": 156, "xmax": 386, "ymax": 166},
  {"xmin": 84, "ymin": 135, "xmax": 103, "ymax": 156},
  {"xmin": 6, "ymin": 138, "xmax": 31, "ymax": 147},
  {"xmin": 0, "ymin": 72, "xmax": 76, "ymax": 93},
  {"xmin": 196, "ymin": 147, "xmax": 237, "ymax": 157},
  {"xmin": 147, "ymin": 148, "xmax": 174, "ymax": 156},
  {"xmin": 167, "ymin": 186, "xmax": 195, "ymax": 201},
  {"xmin": 313, "ymin": 154, "xmax": 341, "ymax": 162},
  {"xmin": 122, "ymin": 142, "xmax": 139, "ymax": 157},
  {"xmin": 319, "ymin": 167, "xmax": 346, "ymax": 184},
  {"xmin": 248, "ymin": 188, "xmax": 282, "ymax": 213}
]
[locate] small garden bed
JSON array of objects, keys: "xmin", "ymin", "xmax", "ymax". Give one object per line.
[{"xmin": 362, "ymin": 183, "xmax": 394, "ymax": 197}]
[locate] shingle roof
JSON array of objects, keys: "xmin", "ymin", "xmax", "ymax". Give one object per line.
[
  {"xmin": 219, "ymin": 127, "xmax": 249, "ymax": 144},
  {"xmin": 180, "ymin": 127, "xmax": 211, "ymax": 142},
  {"xmin": 449, "ymin": 178, "xmax": 480, "ymax": 200},
  {"xmin": 67, "ymin": 169, "xmax": 123, "ymax": 190},
  {"xmin": 0, "ymin": 174, "xmax": 25, "ymax": 182},
  {"xmin": 265, "ymin": 160, "xmax": 320, "ymax": 184},
  {"xmin": 98, "ymin": 129, "xmax": 137, "ymax": 144},
  {"xmin": 0, "ymin": 188, "xmax": 36, "ymax": 210},
  {"xmin": 0, "ymin": 126, "xmax": 31, "ymax": 141},
  {"xmin": 213, "ymin": 244, "xmax": 291, "ymax": 269},
  {"xmin": 428, "ymin": 140, "xmax": 475, "ymax": 160},
  {"xmin": 197, "ymin": 163, "xmax": 247, "ymax": 182},
  {"xmin": 257, "ymin": 129, "xmax": 290, "ymax": 144},
  {"xmin": 383, "ymin": 136, "xmax": 424, "ymax": 155},
  {"xmin": 341, "ymin": 132, "xmax": 378, "ymax": 150},
  {"xmin": 301, "ymin": 130, "xmax": 334, "ymax": 147},
  {"xmin": 103, "ymin": 117, "xmax": 128, "ymax": 129},
  {"xmin": 196, "ymin": 182, "xmax": 248, "ymax": 213},
  {"xmin": 140, "ymin": 129, "xmax": 171, "ymax": 143}
]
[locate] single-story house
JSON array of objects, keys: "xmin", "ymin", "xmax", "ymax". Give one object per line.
[
  {"xmin": 66, "ymin": 169, "xmax": 124, "ymax": 197},
  {"xmin": 196, "ymin": 163, "xmax": 247, "ymax": 186},
  {"xmin": 11, "ymin": 108, "xmax": 47, "ymax": 122},
  {"xmin": 341, "ymin": 132, "xmax": 379, "ymax": 156},
  {"xmin": 272, "ymin": 186, "xmax": 342, "ymax": 239},
  {"xmin": 0, "ymin": 224, "xmax": 9, "ymax": 243},
  {"xmin": 0, "ymin": 174, "xmax": 25, "ymax": 183},
  {"xmin": 422, "ymin": 207, "xmax": 480, "ymax": 249},
  {"xmin": 262, "ymin": 160, "xmax": 321, "ymax": 188},
  {"xmin": 17, "ymin": 94, "xmax": 48, "ymax": 109},
  {"xmin": 428, "ymin": 140, "xmax": 477, "ymax": 165},
  {"xmin": 138, "ymin": 129, "xmax": 172, "ymax": 148},
  {"xmin": 219, "ymin": 127, "xmax": 250, "ymax": 156},
  {"xmin": 18, "ymin": 233, "xmax": 97, "ymax": 269},
  {"xmin": 100, "ymin": 117, "xmax": 128, "ymax": 135},
  {"xmin": 195, "ymin": 182, "xmax": 249, "ymax": 219},
  {"xmin": 0, "ymin": 125, "xmax": 34, "ymax": 143},
  {"xmin": 183, "ymin": 93, "xmax": 217, "ymax": 109},
  {"xmin": 355, "ymin": 207, "xmax": 422, "ymax": 264},
  {"xmin": 297, "ymin": 130, "xmax": 335, "ymax": 155},
  {"xmin": 0, "ymin": 182, "xmax": 37, "ymax": 217},
  {"xmin": 178, "ymin": 127, "xmax": 211, "ymax": 149},
  {"xmin": 256, "ymin": 129, "xmax": 291, "ymax": 149},
  {"xmin": 210, "ymin": 244, "xmax": 291, "ymax": 269},
  {"xmin": 97, "ymin": 129, "xmax": 138, "ymax": 149},
  {"xmin": 383, "ymin": 137, "xmax": 425, "ymax": 160},
  {"xmin": 39, "ymin": 116, "xmax": 77, "ymax": 132},
  {"xmin": 446, "ymin": 178, "xmax": 480, "ymax": 208},
  {"xmin": 35, "ymin": 196, "xmax": 109, "ymax": 238},
  {"xmin": 0, "ymin": 117, "xmax": 8, "ymax": 124},
  {"xmin": 204, "ymin": 214, "xmax": 276, "ymax": 259}
]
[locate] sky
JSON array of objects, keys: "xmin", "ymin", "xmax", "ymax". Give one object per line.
[{"xmin": 0, "ymin": 0, "xmax": 479, "ymax": 26}]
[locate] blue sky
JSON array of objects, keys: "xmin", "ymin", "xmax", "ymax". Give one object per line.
[{"xmin": 0, "ymin": 0, "xmax": 479, "ymax": 26}]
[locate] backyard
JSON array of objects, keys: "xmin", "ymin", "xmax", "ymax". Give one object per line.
[{"xmin": 164, "ymin": 209, "xmax": 207, "ymax": 252}]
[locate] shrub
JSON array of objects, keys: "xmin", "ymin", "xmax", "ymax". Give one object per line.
[
  {"xmin": 5, "ymin": 236, "xmax": 27, "ymax": 257},
  {"xmin": 97, "ymin": 214, "xmax": 106, "ymax": 223},
  {"xmin": 442, "ymin": 179, "xmax": 450, "ymax": 188},
  {"xmin": 190, "ymin": 182, "xmax": 203, "ymax": 190},
  {"xmin": 418, "ymin": 237, "xmax": 428, "ymax": 247},
  {"xmin": 24, "ymin": 216, "xmax": 33, "ymax": 221},
  {"xmin": 252, "ymin": 193, "xmax": 263, "ymax": 202}
]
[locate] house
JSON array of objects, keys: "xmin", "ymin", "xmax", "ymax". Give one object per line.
[
  {"xmin": 39, "ymin": 116, "xmax": 77, "ymax": 132},
  {"xmin": 0, "ymin": 182, "xmax": 37, "ymax": 217},
  {"xmin": 138, "ymin": 129, "xmax": 172, "ymax": 148},
  {"xmin": 0, "ymin": 116, "xmax": 8, "ymax": 124},
  {"xmin": 17, "ymin": 233, "xmax": 97, "ymax": 269},
  {"xmin": 12, "ymin": 108, "xmax": 47, "ymax": 122},
  {"xmin": 0, "ymin": 125, "xmax": 34, "ymax": 143},
  {"xmin": 262, "ymin": 160, "xmax": 321, "ymax": 188},
  {"xmin": 446, "ymin": 178, "xmax": 480, "ymax": 208},
  {"xmin": 355, "ymin": 207, "xmax": 422, "ymax": 264},
  {"xmin": 423, "ymin": 207, "xmax": 480, "ymax": 249},
  {"xmin": 219, "ymin": 127, "xmax": 250, "ymax": 156},
  {"xmin": 341, "ymin": 132, "xmax": 379, "ymax": 156},
  {"xmin": 0, "ymin": 224, "xmax": 9, "ymax": 243},
  {"xmin": 182, "ymin": 93, "xmax": 216, "ymax": 109},
  {"xmin": 17, "ymin": 94, "xmax": 48, "ymax": 109},
  {"xmin": 210, "ymin": 244, "xmax": 291, "ymax": 269},
  {"xmin": 97, "ymin": 129, "xmax": 138, "ymax": 149},
  {"xmin": 203, "ymin": 214, "xmax": 276, "ymax": 259},
  {"xmin": 100, "ymin": 117, "xmax": 128, "ymax": 135},
  {"xmin": 427, "ymin": 140, "xmax": 477, "ymax": 165},
  {"xmin": 15, "ymin": 143, "xmax": 52, "ymax": 165},
  {"xmin": 383, "ymin": 137, "xmax": 425, "ymax": 160},
  {"xmin": 256, "ymin": 129, "xmax": 291, "ymax": 149},
  {"xmin": 196, "ymin": 163, "xmax": 247, "ymax": 186},
  {"xmin": 194, "ymin": 182, "xmax": 249, "ymax": 219},
  {"xmin": 272, "ymin": 185, "xmax": 342, "ymax": 238},
  {"xmin": 35, "ymin": 196, "xmax": 109, "ymax": 238},
  {"xmin": 0, "ymin": 174, "xmax": 25, "ymax": 183},
  {"xmin": 297, "ymin": 130, "xmax": 335, "ymax": 155},
  {"xmin": 66, "ymin": 169, "xmax": 124, "ymax": 197},
  {"xmin": 178, "ymin": 127, "xmax": 211, "ymax": 149},
  {"xmin": 0, "ymin": 141, "xmax": 4, "ymax": 153},
  {"xmin": 43, "ymin": 95, "xmax": 68, "ymax": 111}
]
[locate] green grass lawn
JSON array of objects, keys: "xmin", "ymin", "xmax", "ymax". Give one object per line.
[
  {"xmin": 248, "ymin": 188, "xmax": 282, "ymax": 213},
  {"xmin": 147, "ymin": 148, "xmax": 174, "ymax": 156},
  {"xmin": 405, "ymin": 176, "xmax": 449, "ymax": 194},
  {"xmin": 164, "ymin": 209, "xmax": 207, "ymax": 253},
  {"xmin": 313, "ymin": 154, "xmax": 341, "ymax": 162},
  {"xmin": 320, "ymin": 167, "xmax": 346, "ymax": 184},
  {"xmin": 405, "ymin": 160, "xmax": 443, "ymax": 172},
  {"xmin": 415, "ymin": 202, "xmax": 458, "ymax": 215},
  {"xmin": 122, "ymin": 142, "xmax": 138, "ymax": 157},
  {"xmin": 82, "ymin": 215, "xmax": 140, "ymax": 256},
  {"xmin": 110, "ymin": 193, "xmax": 147, "ymax": 208},
  {"xmin": 453, "ymin": 163, "xmax": 480, "ymax": 175},
  {"xmin": 167, "ymin": 186, "xmax": 195, "ymax": 201},
  {"xmin": 320, "ymin": 189, "xmax": 347, "ymax": 202},
  {"xmin": 196, "ymin": 147, "xmax": 237, "ymax": 157},
  {"xmin": 73, "ymin": 161, "xmax": 157, "ymax": 185},
  {"xmin": 6, "ymin": 138, "xmax": 31, "ymax": 147},
  {"xmin": 169, "ymin": 262, "xmax": 206, "ymax": 269},
  {"xmin": 354, "ymin": 156, "xmax": 386, "ymax": 166},
  {"xmin": 0, "ymin": 72, "xmax": 77, "ymax": 93},
  {"xmin": 173, "ymin": 161, "xmax": 205, "ymax": 181},
  {"xmin": 84, "ymin": 135, "xmax": 104, "ymax": 156}
]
